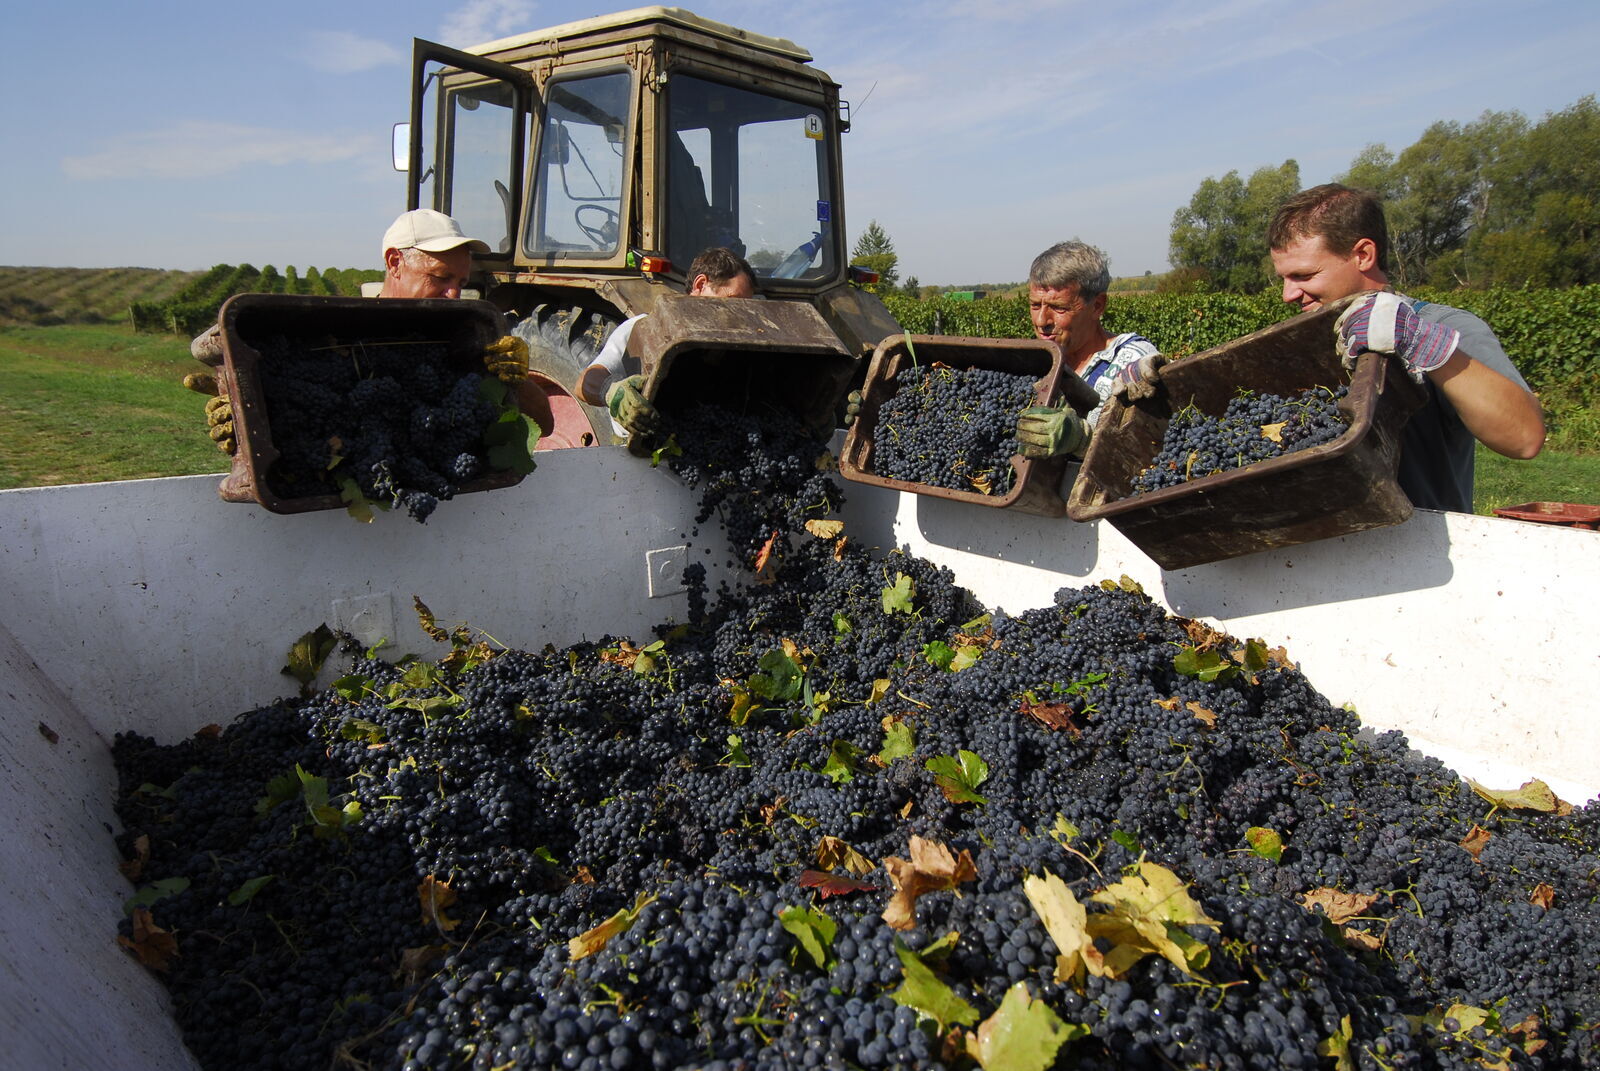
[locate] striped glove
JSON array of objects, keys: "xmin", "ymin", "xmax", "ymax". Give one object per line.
[{"xmin": 1334, "ymin": 292, "xmax": 1459, "ymax": 382}]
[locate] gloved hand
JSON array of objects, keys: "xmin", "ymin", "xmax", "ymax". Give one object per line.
[
  {"xmin": 1334, "ymin": 292, "xmax": 1459, "ymax": 382},
  {"xmin": 1110, "ymin": 352, "xmax": 1168, "ymax": 403},
  {"xmin": 605, "ymin": 375, "xmax": 662, "ymax": 438},
  {"xmin": 1015, "ymin": 406, "xmax": 1091, "ymax": 459},
  {"xmin": 483, "ymin": 335, "xmax": 529, "ymax": 382},
  {"xmin": 183, "ymin": 371, "xmax": 236, "ymax": 455}
]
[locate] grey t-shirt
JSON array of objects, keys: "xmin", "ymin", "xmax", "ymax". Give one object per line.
[{"xmin": 1395, "ymin": 300, "xmax": 1530, "ymax": 513}]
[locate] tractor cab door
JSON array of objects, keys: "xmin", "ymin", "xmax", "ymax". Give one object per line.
[{"xmin": 405, "ymin": 40, "xmax": 535, "ymax": 259}]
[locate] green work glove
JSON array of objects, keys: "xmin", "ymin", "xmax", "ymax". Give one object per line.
[
  {"xmin": 605, "ymin": 375, "xmax": 662, "ymax": 438},
  {"xmin": 1015, "ymin": 406, "xmax": 1090, "ymax": 460},
  {"xmin": 183, "ymin": 371, "xmax": 236, "ymax": 455},
  {"xmin": 483, "ymin": 335, "xmax": 529, "ymax": 382}
]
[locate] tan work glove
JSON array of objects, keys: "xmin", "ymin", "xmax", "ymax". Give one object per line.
[
  {"xmin": 183, "ymin": 372, "xmax": 235, "ymax": 455},
  {"xmin": 483, "ymin": 335, "xmax": 530, "ymax": 382}
]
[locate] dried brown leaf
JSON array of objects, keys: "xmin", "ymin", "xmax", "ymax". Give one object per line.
[
  {"xmin": 1341, "ymin": 927, "xmax": 1384, "ymax": 952},
  {"xmin": 1459, "ymin": 824, "xmax": 1492, "ymax": 860},
  {"xmin": 418, "ymin": 875, "xmax": 459, "ymax": 932},
  {"xmin": 798, "ymin": 870, "xmax": 879, "ymax": 899},
  {"xmin": 816, "ymin": 836, "xmax": 876, "ymax": 876},
  {"xmin": 1299, "ymin": 888, "xmax": 1380, "ymax": 925},
  {"xmin": 1019, "ymin": 696, "xmax": 1080, "ymax": 733},
  {"xmin": 882, "ymin": 836, "xmax": 978, "ymax": 930},
  {"xmin": 399, "ymin": 944, "xmax": 449, "ymax": 986},
  {"xmin": 118, "ymin": 908, "xmax": 178, "ymax": 971},
  {"xmin": 1186, "ymin": 701, "xmax": 1217, "ymax": 727},
  {"xmin": 1530, "ymin": 883, "xmax": 1555, "ymax": 909},
  {"xmin": 119, "ymin": 834, "xmax": 151, "ymax": 883}
]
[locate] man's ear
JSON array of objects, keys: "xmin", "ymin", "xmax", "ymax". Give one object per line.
[
  {"xmin": 383, "ymin": 247, "xmax": 403, "ymax": 274},
  {"xmin": 1091, "ymin": 291, "xmax": 1108, "ymax": 317},
  {"xmin": 1350, "ymin": 237, "xmax": 1379, "ymax": 272},
  {"xmin": 688, "ymin": 273, "xmax": 710, "ymax": 295}
]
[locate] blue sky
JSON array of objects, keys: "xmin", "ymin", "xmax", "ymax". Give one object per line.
[{"xmin": 3, "ymin": 0, "xmax": 1596, "ymax": 285}]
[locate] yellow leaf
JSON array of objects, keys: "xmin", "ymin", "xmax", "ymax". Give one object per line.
[
  {"xmin": 1023, "ymin": 871, "xmax": 1100, "ymax": 983},
  {"xmin": 1087, "ymin": 862, "xmax": 1220, "ymax": 976},
  {"xmin": 1298, "ymin": 888, "xmax": 1380, "ymax": 925},
  {"xmin": 817, "ymin": 836, "xmax": 876, "ymax": 876},
  {"xmin": 805, "ymin": 519, "xmax": 845, "ymax": 539},
  {"xmin": 568, "ymin": 892, "xmax": 657, "ymax": 961},
  {"xmin": 1260, "ymin": 421, "xmax": 1287, "ymax": 443}
]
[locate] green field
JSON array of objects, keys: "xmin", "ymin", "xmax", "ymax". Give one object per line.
[{"xmin": 3, "ymin": 321, "xmax": 1594, "ymax": 515}]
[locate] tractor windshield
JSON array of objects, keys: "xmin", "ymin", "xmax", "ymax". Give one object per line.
[{"xmin": 666, "ymin": 74, "xmax": 836, "ymax": 283}]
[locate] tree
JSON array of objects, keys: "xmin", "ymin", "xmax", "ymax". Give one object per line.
[
  {"xmin": 1168, "ymin": 160, "xmax": 1299, "ymax": 293},
  {"xmin": 901, "ymin": 274, "xmax": 920, "ymax": 297},
  {"xmin": 851, "ymin": 220, "xmax": 900, "ymax": 292}
]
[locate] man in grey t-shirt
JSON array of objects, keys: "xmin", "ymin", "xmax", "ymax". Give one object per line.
[{"xmin": 1266, "ymin": 184, "xmax": 1544, "ymax": 512}]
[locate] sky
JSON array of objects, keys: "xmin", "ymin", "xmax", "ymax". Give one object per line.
[{"xmin": 3, "ymin": 0, "xmax": 1597, "ymax": 286}]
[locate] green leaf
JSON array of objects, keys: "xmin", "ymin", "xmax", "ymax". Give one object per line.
[
  {"xmin": 339, "ymin": 717, "xmax": 386, "ymax": 744},
  {"xmin": 820, "ymin": 740, "xmax": 861, "ymax": 784},
  {"xmin": 297, "ymin": 764, "xmax": 330, "ymax": 815},
  {"xmin": 338, "ymin": 478, "xmax": 376, "ymax": 523},
  {"xmin": 332, "ymin": 674, "xmax": 372, "ymax": 700},
  {"xmin": 877, "ymin": 719, "xmax": 916, "ymax": 764},
  {"xmin": 950, "ymin": 645, "xmax": 982, "ymax": 672},
  {"xmin": 1048, "ymin": 814, "xmax": 1081, "ymax": 847},
  {"xmin": 721, "ymin": 734, "xmax": 752, "ymax": 768},
  {"xmin": 965, "ymin": 982, "xmax": 1088, "ymax": 1071},
  {"xmin": 283, "ymin": 624, "xmax": 337, "ymax": 692},
  {"xmin": 959, "ymin": 613, "xmax": 992, "ymax": 634},
  {"xmin": 832, "ymin": 612, "xmax": 853, "ymax": 635},
  {"xmin": 227, "ymin": 875, "xmax": 275, "ymax": 907},
  {"xmin": 1172, "ymin": 646, "xmax": 1238, "ymax": 683},
  {"xmin": 925, "ymin": 750, "xmax": 989, "ymax": 805},
  {"xmin": 1246, "ymin": 826, "xmax": 1284, "ymax": 864},
  {"xmin": 1241, "ymin": 638, "xmax": 1271, "ymax": 674},
  {"xmin": 650, "ymin": 436, "xmax": 683, "ymax": 467},
  {"xmin": 478, "ymin": 376, "xmax": 509, "ymax": 405},
  {"xmin": 923, "ymin": 641, "xmax": 956, "ymax": 670},
  {"xmin": 779, "ymin": 905, "xmax": 838, "ymax": 970},
  {"xmin": 135, "ymin": 781, "xmax": 178, "ymax": 800},
  {"xmin": 255, "ymin": 771, "xmax": 300, "ymax": 816},
  {"xmin": 881, "ymin": 572, "xmax": 915, "ymax": 615},
  {"xmin": 1111, "ymin": 829, "xmax": 1142, "ymax": 854},
  {"xmin": 1466, "ymin": 778, "xmax": 1563, "ymax": 813},
  {"xmin": 749, "ymin": 649, "xmax": 802, "ymax": 702},
  {"xmin": 126, "ymin": 877, "xmax": 190, "ymax": 914},
  {"xmin": 890, "ymin": 938, "xmax": 979, "ymax": 1032},
  {"xmin": 1317, "ymin": 1014, "xmax": 1356, "ymax": 1071}
]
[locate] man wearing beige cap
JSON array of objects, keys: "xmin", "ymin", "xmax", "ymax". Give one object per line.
[{"xmin": 379, "ymin": 209, "xmax": 491, "ymax": 299}]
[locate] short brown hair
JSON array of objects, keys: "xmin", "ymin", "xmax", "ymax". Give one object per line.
[
  {"xmin": 687, "ymin": 247, "xmax": 757, "ymax": 289},
  {"xmin": 1267, "ymin": 183, "xmax": 1390, "ymax": 274}
]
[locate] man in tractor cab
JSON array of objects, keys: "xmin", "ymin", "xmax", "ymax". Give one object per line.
[
  {"xmin": 189, "ymin": 210, "xmax": 535, "ymax": 455},
  {"xmin": 1266, "ymin": 184, "xmax": 1544, "ymax": 512},
  {"xmin": 576, "ymin": 246, "xmax": 758, "ymax": 444}
]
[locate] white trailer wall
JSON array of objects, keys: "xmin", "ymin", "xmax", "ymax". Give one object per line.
[{"xmin": 1, "ymin": 449, "xmax": 1596, "ymax": 1070}]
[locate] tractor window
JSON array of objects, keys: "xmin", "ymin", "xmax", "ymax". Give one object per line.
[
  {"xmin": 446, "ymin": 80, "xmax": 524, "ymax": 256},
  {"xmin": 525, "ymin": 71, "xmax": 632, "ymax": 258},
  {"xmin": 666, "ymin": 75, "xmax": 836, "ymax": 283}
]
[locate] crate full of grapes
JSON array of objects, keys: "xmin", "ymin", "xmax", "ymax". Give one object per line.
[
  {"xmin": 192, "ymin": 294, "xmax": 537, "ymax": 521},
  {"xmin": 839, "ymin": 335, "xmax": 1099, "ymax": 517},
  {"xmin": 1066, "ymin": 295, "xmax": 1427, "ymax": 569}
]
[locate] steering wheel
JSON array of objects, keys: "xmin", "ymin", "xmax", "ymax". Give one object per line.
[{"xmin": 575, "ymin": 204, "xmax": 620, "ymax": 248}]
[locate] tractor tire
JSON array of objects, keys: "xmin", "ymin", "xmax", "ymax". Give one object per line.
[{"xmin": 511, "ymin": 302, "xmax": 623, "ymax": 447}]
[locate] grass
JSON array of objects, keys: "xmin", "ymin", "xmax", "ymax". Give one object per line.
[
  {"xmin": 0, "ymin": 323, "xmax": 229, "ymax": 488},
  {"xmin": 1, "ymin": 322, "xmax": 1595, "ymax": 517}
]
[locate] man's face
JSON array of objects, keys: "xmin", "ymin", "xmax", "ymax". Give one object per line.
[
  {"xmin": 689, "ymin": 272, "xmax": 755, "ymax": 298},
  {"xmin": 384, "ymin": 246, "xmax": 473, "ymax": 299},
  {"xmin": 1270, "ymin": 234, "xmax": 1379, "ymax": 312},
  {"xmin": 1028, "ymin": 283, "xmax": 1106, "ymax": 361}
]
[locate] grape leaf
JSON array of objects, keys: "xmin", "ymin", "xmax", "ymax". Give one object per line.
[
  {"xmin": 883, "ymin": 836, "xmax": 979, "ymax": 930},
  {"xmin": 118, "ymin": 908, "xmax": 178, "ymax": 971},
  {"xmin": 1173, "ymin": 646, "xmax": 1238, "ymax": 683},
  {"xmin": 1530, "ymin": 883, "xmax": 1555, "ymax": 909},
  {"xmin": 882, "ymin": 573, "xmax": 916, "ymax": 615},
  {"xmin": 749, "ymin": 649, "xmax": 802, "ymax": 702},
  {"xmin": 923, "ymin": 641, "xmax": 956, "ymax": 670},
  {"xmin": 337, "ymin": 478, "xmax": 376, "ymax": 524},
  {"xmin": 1246, "ymin": 826, "xmax": 1284, "ymax": 864},
  {"xmin": 1466, "ymin": 778, "xmax": 1567, "ymax": 814},
  {"xmin": 950, "ymin": 645, "xmax": 982, "ymax": 671},
  {"xmin": 866, "ymin": 678, "xmax": 892, "ymax": 705},
  {"xmin": 568, "ymin": 892, "xmax": 657, "ymax": 961},
  {"xmin": 1019, "ymin": 696, "xmax": 1079, "ymax": 734},
  {"xmin": 877, "ymin": 717, "xmax": 916, "ymax": 764},
  {"xmin": 1298, "ymin": 888, "xmax": 1379, "ymax": 925},
  {"xmin": 1086, "ymin": 862, "xmax": 1222, "ymax": 977},
  {"xmin": 890, "ymin": 938, "xmax": 979, "ymax": 1031},
  {"xmin": 126, "ymin": 876, "xmax": 190, "ymax": 914},
  {"xmin": 227, "ymin": 875, "xmax": 275, "ymax": 907},
  {"xmin": 833, "ymin": 612, "xmax": 853, "ymax": 635},
  {"xmin": 816, "ymin": 835, "xmax": 876, "ymax": 876},
  {"xmin": 754, "ymin": 529, "xmax": 780, "ymax": 573},
  {"xmin": 820, "ymin": 740, "xmax": 861, "ymax": 784},
  {"xmin": 1317, "ymin": 1014, "xmax": 1355, "ymax": 1071},
  {"xmin": 1024, "ymin": 870, "xmax": 1100, "ymax": 984},
  {"xmin": 1459, "ymin": 824, "xmax": 1492, "ymax": 859},
  {"xmin": 798, "ymin": 870, "xmax": 878, "ymax": 899},
  {"xmin": 283, "ymin": 624, "xmax": 337, "ymax": 695},
  {"xmin": 418, "ymin": 875, "xmax": 460, "ymax": 932},
  {"xmin": 1187, "ymin": 701, "xmax": 1217, "ymax": 727},
  {"xmin": 649, "ymin": 435, "xmax": 682, "ymax": 467},
  {"xmin": 779, "ymin": 904, "xmax": 837, "ymax": 969},
  {"xmin": 805, "ymin": 519, "xmax": 845, "ymax": 539},
  {"xmin": 1260, "ymin": 421, "xmax": 1288, "ymax": 443},
  {"xmin": 721, "ymin": 734, "xmax": 752, "ymax": 768},
  {"xmin": 339, "ymin": 717, "xmax": 386, "ymax": 744},
  {"xmin": 926, "ymin": 750, "xmax": 989, "ymax": 805},
  {"xmin": 964, "ymin": 982, "xmax": 1088, "ymax": 1071}
]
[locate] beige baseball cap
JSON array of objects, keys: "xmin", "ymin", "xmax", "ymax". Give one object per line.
[{"xmin": 381, "ymin": 209, "xmax": 490, "ymax": 257}]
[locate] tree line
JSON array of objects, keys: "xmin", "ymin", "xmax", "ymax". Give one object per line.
[{"xmin": 1169, "ymin": 95, "xmax": 1599, "ymax": 294}]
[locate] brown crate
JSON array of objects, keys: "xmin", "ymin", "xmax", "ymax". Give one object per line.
[
  {"xmin": 195, "ymin": 294, "xmax": 523, "ymax": 514},
  {"xmin": 1492, "ymin": 502, "xmax": 1600, "ymax": 530},
  {"xmin": 1066, "ymin": 297, "xmax": 1426, "ymax": 568},
  {"xmin": 838, "ymin": 335, "xmax": 1098, "ymax": 517}
]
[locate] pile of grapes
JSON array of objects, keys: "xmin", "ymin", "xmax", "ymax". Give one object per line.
[
  {"xmin": 1131, "ymin": 385, "xmax": 1351, "ymax": 495},
  {"xmin": 114, "ymin": 400, "xmax": 1598, "ymax": 1071},
  {"xmin": 255, "ymin": 333, "xmax": 522, "ymax": 522},
  {"xmin": 870, "ymin": 365, "xmax": 1038, "ymax": 495}
]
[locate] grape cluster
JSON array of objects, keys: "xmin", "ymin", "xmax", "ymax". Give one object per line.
[
  {"xmin": 870, "ymin": 365, "xmax": 1037, "ymax": 495},
  {"xmin": 254, "ymin": 334, "xmax": 502, "ymax": 522},
  {"xmin": 114, "ymin": 399, "xmax": 1599, "ymax": 1071},
  {"xmin": 1132, "ymin": 385, "xmax": 1350, "ymax": 494}
]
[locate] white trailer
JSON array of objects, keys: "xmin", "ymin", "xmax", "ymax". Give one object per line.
[{"xmin": 2, "ymin": 452, "xmax": 1595, "ymax": 1070}]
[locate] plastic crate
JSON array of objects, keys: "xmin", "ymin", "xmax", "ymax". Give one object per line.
[
  {"xmin": 1492, "ymin": 502, "xmax": 1600, "ymax": 530},
  {"xmin": 192, "ymin": 294, "xmax": 524, "ymax": 514},
  {"xmin": 838, "ymin": 335, "xmax": 1099, "ymax": 517},
  {"xmin": 631, "ymin": 295, "xmax": 857, "ymax": 434},
  {"xmin": 1065, "ymin": 297, "xmax": 1427, "ymax": 568}
]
